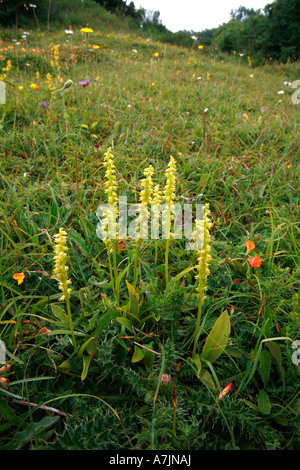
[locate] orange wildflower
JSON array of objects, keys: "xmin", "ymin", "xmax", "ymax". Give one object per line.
[
  {"xmin": 218, "ymin": 383, "xmax": 232, "ymax": 399},
  {"xmin": 0, "ymin": 377, "xmax": 8, "ymax": 387},
  {"xmin": 246, "ymin": 240, "xmax": 255, "ymax": 255},
  {"xmin": 243, "ymin": 113, "xmax": 249, "ymax": 121},
  {"xmin": 13, "ymin": 272, "xmax": 25, "ymax": 285},
  {"xmin": 248, "ymin": 255, "xmax": 262, "ymax": 268},
  {"xmin": 39, "ymin": 327, "xmax": 50, "ymax": 334},
  {"xmin": 0, "ymin": 364, "xmax": 10, "ymax": 374}
]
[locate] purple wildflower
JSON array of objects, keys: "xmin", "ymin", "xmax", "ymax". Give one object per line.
[
  {"xmin": 38, "ymin": 101, "xmax": 47, "ymax": 108},
  {"xmin": 180, "ymin": 194, "xmax": 203, "ymax": 202},
  {"xmin": 78, "ymin": 79, "xmax": 90, "ymax": 88}
]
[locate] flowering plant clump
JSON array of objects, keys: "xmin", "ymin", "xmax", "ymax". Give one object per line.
[
  {"xmin": 152, "ymin": 184, "xmax": 162, "ymax": 263},
  {"xmin": 132, "ymin": 165, "xmax": 154, "ymax": 287},
  {"xmin": 192, "ymin": 203, "xmax": 212, "ymax": 357},
  {"xmin": 163, "ymin": 156, "xmax": 177, "ymax": 284},
  {"xmin": 53, "ymin": 228, "xmax": 76, "ymax": 347}
]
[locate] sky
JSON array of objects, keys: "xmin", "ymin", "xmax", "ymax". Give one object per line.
[{"xmin": 131, "ymin": 0, "xmax": 270, "ymax": 33}]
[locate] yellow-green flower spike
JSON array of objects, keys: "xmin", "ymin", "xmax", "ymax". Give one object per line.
[
  {"xmin": 136, "ymin": 165, "xmax": 154, "ymax": 239},
  {"xmin": 195, "ymin": 203, "xmax": 212, "ymax": 296},
  {"xmin": 103, "ymin": 147, "xmax": 118, "ymax": 212},
  {"xmin": 164, "ymin": 156, "xmax": 177, "ymax": 210},
  {"xmin": 192, "ymin": 203, "xmax": 212, "ymax": 357},
  {"xmin": 152, "ymin": 184, "xmax": 162, "ymax": 238},
  {"xmin": 140, "ymin": 165, "xmax": 154, "ymax": 206},
  {"xmin": 102, "ymin": 148, "xmax": 118, "ymax": 248},
  {"xmin": 53, "ymin": 228, "xmax": 72, "ymax": 302}
]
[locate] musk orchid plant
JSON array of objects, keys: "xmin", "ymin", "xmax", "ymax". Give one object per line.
[
  {"xmin": 53, "ymin": 228, "xmax": 76, "ymax": 348},
  {"xmin": 133, "ymin": 165, "xmax": 154, "ymax": 288},
  {"xmin": 163, "ymin": 156, "xmax": 177, "ymax": 285},
  {"xmin": 102, "ymin": 147, "xmax": 119, "ymax": 304},
  {"xmin": 192, "ymin": 203, "xmax": 212, "ymax": 357}
]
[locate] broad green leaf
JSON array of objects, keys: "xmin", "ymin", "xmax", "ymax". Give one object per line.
[
  {"xmin": 266, "ymin": 341, "xmax": 285, "ymax": 392},
  {"xmin": 290, "ymin": 398, "xmax": 300, "ymax": 417},
  {"xmin": 126, "ymin": 280, "xmax": 139, "ymax": 316},
  {"xmin": 258, "ymin": 390, "xmax": 271, "ymax": 414},
  {"xmin": 58, "ymin": 358, "xmax": 81, "ymax": 376},
  {"xmin": 81, "ymin": 354, "xmax": 92, "ymax": 381},
  {"xmin": 199, "ymin": 370, "xmax": 216, "ymax": 391},
  {"xmin": 200, "ymin": 310, "xmax": 231, "ymax": 364},
  {"xmin": 51, "ymin": 303, "xmax": 66, "ymax": 323},
  {"xmin": 188, "ymin": 354, "xmax": 202, "ymax": 378},
  {"xmin": 78, "ymin": 336, "xmax": 99, "ymax": 357},
  {"xmin": 0, "ymin": 399, "xmax": 25, "ymax": 427},
  {"xmin": 92, "ymin": 312, "xmax": 111, "ymax": 336},
  {"xmin": 68, "ymin": 228, "xmax": 90, "ymax": 257},
  {"xmin": 91, "ymin": 120, "xmax": 100, "ymax": 129},
  {"xmin": 173, "ymin": 265, "xmax": 195, "ymax": 283},
  {"xmin": 131, "ymin": 345, "xmax": 144, "ymax": 363},
  {"xmin": 47, "ymin": 329, "xmax": 87, "ymax": 337},
  {"xmin": 88, "ymin": 276, "xmax": 111, "ymax": 289},
  {"xmin": 259, "ymin": 349, "xmax": 272, "ymax": 387},
  {"xmin": 115, "ymin": 264, "xmax": 130, "ymax": 294},
  {"xmin": 14, "ymin": 416, "xmax": 59, "ymax": 445},
  {"xmin": 116, "ymin": 316, "xmax": 133, "ymax": 332},
  {"xmin": 143, "ymin": 342, "xmax": 155, "ymax": 369},
  {"xmin": 86, "ymin": 337, "xmax": 99, "ymax": 357}
]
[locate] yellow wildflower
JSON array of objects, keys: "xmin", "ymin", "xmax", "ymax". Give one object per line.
[
  {"xmin": 80, "ymin": 27, "xmax": 94, "ymax": 34},
  {"xmin": 13, "ymin": 272, "xmax": 25, "ymax": 285}
]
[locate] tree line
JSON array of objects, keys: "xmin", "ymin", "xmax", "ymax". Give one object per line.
[{"xmin": 0, "ymin": 0, "xmax": 299, "ymax": 64}]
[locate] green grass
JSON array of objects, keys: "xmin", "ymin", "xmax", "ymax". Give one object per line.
[{"xmin": 0, "ymin": 22, "xmax": 299, "ymax": 451}]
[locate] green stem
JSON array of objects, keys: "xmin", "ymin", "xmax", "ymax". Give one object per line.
[
  {"xmin": 107, "ymin": 244, "xmax": 117, "ymax": 305},
  {"xmin": 113, "ymin": 240, "xmax": 119, "ymax": 305},
  {"xmin": 133, "ymin": 238, "xmax": 142, "ymax": 289},
  {"xmin": 154, "ymin": 239, "xmax": 158, "ymax": 264},
  {"xmin": 165, "ymin": 238, "xmax": 170, "ymax": 285},
  {"xmin": 192, "ymin": 292, "xmax": 204, "ymax": 357},
  {"xmin": 65, "ymin": 295, "xmax": 77, "ymax": 348},
  {"xmin": 49, "ymin": 93, "xmax": 58, "ymax": 179}
]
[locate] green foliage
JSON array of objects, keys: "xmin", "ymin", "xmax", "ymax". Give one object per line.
[
  {"xmin": 0, "ymin": 12, "xmax": 299, "ymax": 450},
  {"xmin": 213, "ymin": 0, "xmax": 300, "ymax": 64}
]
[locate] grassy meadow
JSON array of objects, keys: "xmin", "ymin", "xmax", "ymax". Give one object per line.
[{"xmin": 0, "ymin": 18, "xmax": 299, "ymax": 451}]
